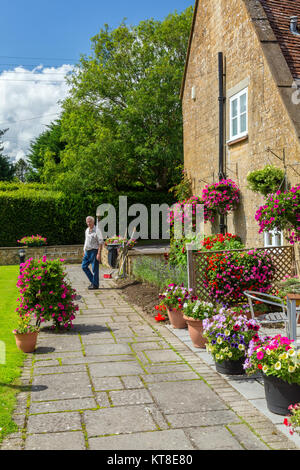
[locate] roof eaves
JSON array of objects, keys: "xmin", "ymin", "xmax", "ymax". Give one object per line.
[{"xmin": 179, "ymin": 0, "xmax": 199, "ymax": 101}]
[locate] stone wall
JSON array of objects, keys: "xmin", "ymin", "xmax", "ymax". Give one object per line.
[
  {"xmin": 0, "ymin": 245, "xmax": 84, "ymax": 266},
  {"xmin": 182, "ymin": 0, "xmax": 300, "ymax": 254}
]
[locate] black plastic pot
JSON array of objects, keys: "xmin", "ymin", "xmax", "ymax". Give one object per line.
[
  {"xmin": 107, "ymin": 246, "xmax": 118, "ymax": 268},
  {"xmin": 263, "ymin": 374, "xmax": 300, "ymax": 415},
  {"xmin": 215, "ymin": 358, "xmax": 245, "ymax": 375}
]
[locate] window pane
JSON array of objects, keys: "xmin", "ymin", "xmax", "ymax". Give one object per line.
[
  {"xmin": 240, "ymin": 113, "xmax": 247, "ymax": 133},
  {"xmin": 231, "ymin": 99, "xmax": 238, "ymax": 118},
  {"xmin": 232, "ymin": 117, "xmax": 238, "ymax": 136},
  {"xmin": 240, "ymin": 93, "xmax": 247, "ymax": 114}
]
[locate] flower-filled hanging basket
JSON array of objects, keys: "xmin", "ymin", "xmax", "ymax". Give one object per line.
[{"xmin": 201, "ymin": 179, "xmax": 240, "ymax": 223}]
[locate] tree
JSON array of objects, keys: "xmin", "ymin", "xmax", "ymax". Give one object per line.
[
  {"xmin": 45, "ymin": 8, "xmax": 193, "ymax": 193},
  {"xmin": 14, "ymin": 158, "xmax": 29, "ymax": 182},
  {"xmin": 26, "ymin": 120, "xmax": 66, "ymax": 182},
  {"xmin": 0, "ymin": 129, "xmax": 14, "ymax": 181}
]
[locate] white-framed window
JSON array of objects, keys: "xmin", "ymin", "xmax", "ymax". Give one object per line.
[
  {"xmin": 264, "ymin": 229, "xmax": 283, "ymax": 247},
  {"xmin": 229, "ymin": 87, "xmax": 248, "ymax": 141}
]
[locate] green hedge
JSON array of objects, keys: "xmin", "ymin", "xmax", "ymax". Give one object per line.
[{"xmin": 0, "ymin": 185, "xmax": 174, "ymax": 247}]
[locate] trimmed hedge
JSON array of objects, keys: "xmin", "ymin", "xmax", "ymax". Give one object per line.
[{"xmin": 0, "ymin": 185, "xmax": 174, "ymax": 247}]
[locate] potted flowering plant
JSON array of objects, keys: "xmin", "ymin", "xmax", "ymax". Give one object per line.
[
  {"xmin": 158, "ymin": 284, "xmax": 195, "ymax": 329},
  {"xmin": 255, "ymin": 184, "xmax": 300, "ymax": 245},
  {"xmin": 17, "ymin": 234, "xmax": 47, "ymax": 247},
  {"xmin": 16, "ymin": 256, "xmax": 78, "ymax": 331},
  {"xmin": 182, "ymin": 299, "xmax": 217, "ymax": 348},
  {"xmin": 203, "ymin": 311, "xmax": 260, "ymax": 375},
  {"xmin": 13, "ymin": 311, "xmax": 39, "ymax": 353},
  {"xmin": 244, "ymin": 334, "xmax": 300, "ymax": 415}
]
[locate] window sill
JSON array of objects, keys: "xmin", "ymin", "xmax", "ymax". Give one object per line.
[{"xmin": 227, "ymin": 134, "xmax": 248, "ymax": 146}]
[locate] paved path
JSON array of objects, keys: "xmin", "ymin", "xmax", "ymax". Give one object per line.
[{"xmin": 1, "ymin": 265, "xmax": 299, "ymax": 450}]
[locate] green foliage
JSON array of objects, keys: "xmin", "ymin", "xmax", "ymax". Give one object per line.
[
  {"xmin": 247, "ymin": 165, "xmax": 285, "ymax": 197},
  {"xmin": 0, "ymin": 184, "xmax": 174, "ymax": 246},
  {"xmin": 0, "ymin": 129, "xmax": 14, "ymax": 182},
  {"xmin": 40, "ymin": 8, "xmax": 193, "ymax": 193},
  {"xmin": 132, "ymin": 257, "xmax": 188, "ymax": 289},
  {"xmin": 168, "ymin": 166, "xmax": 193, "ymax": 201},
  {"xmin": 182, "ymin": 299, "xmax": 216, "ymax": 320},
  {"xmin": 13, "ymin": 158, "xmax": 29, "ymax": 183},
  {"xmin": 26, "ymin": 120, "xmax": 66, "ymax": 182}
]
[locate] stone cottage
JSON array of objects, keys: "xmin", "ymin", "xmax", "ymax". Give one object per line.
[{"xmin": 181, "ymin": 0, "xmax": 300, "ymax": 250}]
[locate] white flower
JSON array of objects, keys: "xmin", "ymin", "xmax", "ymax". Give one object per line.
[
  {"xmin": 183, "ymin": 303, "xmax": 188, "ymax": 309},
  {"xmin": 262, "ymin": 365, "xmax": 268, "ymax": 373},
  {"xmin": 288, "ymin": 365, "xmax": 296, "ymax": 373},
  {"xmin": 274, "ymin": 361, "xmax": 282, "ymax": 371},
  {"xmin": 217, "ymin": 337, "xmax": 223, "ymax": 344},
  {"xmin": 288, "ymin": 349, "xmax": 296, "ymax": 357},
  {"xmin": 238, "ymin": 344, "xmax": 245, "ymax": 351}
]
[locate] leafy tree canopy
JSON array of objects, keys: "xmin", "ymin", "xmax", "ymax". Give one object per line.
[
  {"xmin": 33, "ymin": 8, "xmax": 193, "ymax": 193},
  {"xmin": 0, "ymin": 129, "xmax": 15, "ymax": 182}
]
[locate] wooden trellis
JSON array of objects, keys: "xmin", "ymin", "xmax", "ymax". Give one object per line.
[{"xmin": 188, "ymin": 245, "xmax": 296, "ymax": 305}]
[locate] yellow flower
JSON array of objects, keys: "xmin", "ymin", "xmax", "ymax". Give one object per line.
[
  {"xmin": 279, "ymin": 353, "xmax": 288, "ymax": 361},
  {"xmin": 225, "ymin": 330, "xmax": 230, "ymax": 336},
  {"xmin": 228, "ymin": 352, "xmax": 232, "ymax": 358},
  {"xmin": 288, "ymin": 365, "xmax": 296, "ymax": 373},
  {"xmin": 238, "ymin": 344, "xmax": 245, "ymax": 351},
  {"xmin": 274, "ymin": 362, "xmax": 282, "ymax": 371},
  {"xmin": 266, "ymin": 349, "xmax": 272, "ymax": 355},
  {"xmin": 288, "ymin": 349, "xmax": 296, "ymax": 357},
  {"xmin": 216, "ymin": 354, "xmax": 220, "ymax": 360},
  {"xmin": 262, "ymin": 365, "xmax": 268, "ymax": 373},
  {"xmin": 217, "ymin": 337, "xmax": 223, "ymax": 344}
]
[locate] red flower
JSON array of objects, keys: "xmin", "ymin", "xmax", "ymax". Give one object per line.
[
  {"xmin": 155, "ymin": 313, "xmax": 166, "ymax": 322},
  {"xmin": 258, "ymin": 364, "xmax": 263, "ymax": 370}
]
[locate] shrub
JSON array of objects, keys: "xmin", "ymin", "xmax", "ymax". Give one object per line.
[
  {"xmin": 132, "ymin": 257, "xmax": 188, "ymax": 289},
  {"xmin": 0, "ymin": 184, "xmax": 174, "ymax": 246},
  {"xmin": 16, "ymin": 256, "xmax": 78, "ymax": 330},
  {"xmin": 204, "ymin": 249, "xmax": 275, "ymax": 305}
]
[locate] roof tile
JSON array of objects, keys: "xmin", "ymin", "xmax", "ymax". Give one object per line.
[{"xmin": 260, "ymin": 0, "xmax": 300, "ymax": 79}]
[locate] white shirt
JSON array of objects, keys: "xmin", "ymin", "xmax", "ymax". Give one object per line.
[{"xmin": 84, "ymin": 226, "xmax": 104, "ymax": 252}]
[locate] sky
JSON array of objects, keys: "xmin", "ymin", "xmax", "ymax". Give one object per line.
[{"xmin": 1, "ymin": 0, "xmax": 194, "ymax": 162}]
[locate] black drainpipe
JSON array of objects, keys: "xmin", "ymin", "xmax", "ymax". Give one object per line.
[{"xmin": 218, "ymin": 52, "xmax": 226, "ymax": 235}]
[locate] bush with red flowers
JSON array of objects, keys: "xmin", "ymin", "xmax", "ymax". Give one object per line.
[{"xmin": 204, "ymin": 249, "xmax": 275, "ymax": 305}]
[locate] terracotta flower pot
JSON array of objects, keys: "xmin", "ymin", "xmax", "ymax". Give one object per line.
[
  {"xmin": 183, "ymin": 316, "xmax": 207, "ymax": 348},
  {"xmin": 14, "ymin": 331, "xmax": 39, "ymax": 353},
  {"xmin": 167, "ymin": 308, "xmax": 187, "ymax": 329}
]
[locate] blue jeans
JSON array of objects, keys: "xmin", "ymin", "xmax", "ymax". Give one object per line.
[{"xmin": 82, "ymin": 249, "xmax": 99, "ymax": 288}]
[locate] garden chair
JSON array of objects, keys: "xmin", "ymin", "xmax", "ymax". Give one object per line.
[{"xmin": 244, "ymin": 290, "xmax": 300, "ymax": 339}]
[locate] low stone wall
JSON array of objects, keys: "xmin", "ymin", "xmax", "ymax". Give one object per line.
[{"xmin": 0, "ymin": 245, "xmax": 84, "ymax": 266}]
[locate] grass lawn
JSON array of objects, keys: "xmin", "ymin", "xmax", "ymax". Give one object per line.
[{"xmin": 0, "ymin": 265, "xmax": 26, "ymax": 444}]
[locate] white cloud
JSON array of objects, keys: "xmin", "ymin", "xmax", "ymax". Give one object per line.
[{"xmin": 0, "ymin": 64, "xmax": 73, "ymax": 162}]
